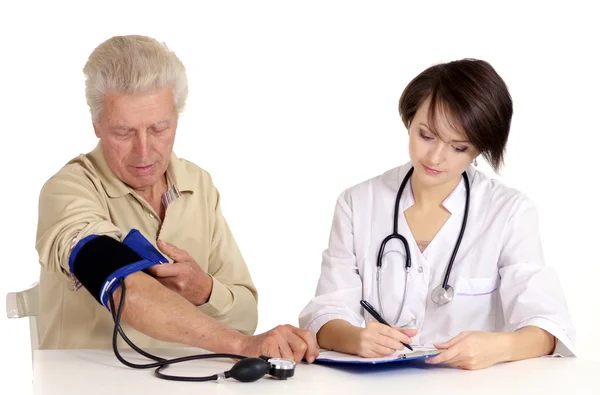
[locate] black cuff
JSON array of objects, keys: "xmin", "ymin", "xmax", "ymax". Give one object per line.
[{"xmin": 72, "ymin": 236, "xmax": 142, "ymax": 305}]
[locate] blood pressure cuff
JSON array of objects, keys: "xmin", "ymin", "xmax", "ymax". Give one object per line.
[{"xmin": 68, "ymin": 229, "xmax": 168, "ymax": 309}]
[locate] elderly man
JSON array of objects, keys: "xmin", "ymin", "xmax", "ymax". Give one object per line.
[{"xmin": 35, "ymin": 34, "xmax": 318, "ymax": 363}]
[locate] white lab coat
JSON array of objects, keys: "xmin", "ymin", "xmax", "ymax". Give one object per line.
[{"xmin": 299, "ymin": 162, "xmax": 576, "ymax": 356}]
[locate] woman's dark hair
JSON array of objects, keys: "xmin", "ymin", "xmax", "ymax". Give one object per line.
[{"xmin": 399, "ymin": 58, "xmax": 512, "ymax": 172}]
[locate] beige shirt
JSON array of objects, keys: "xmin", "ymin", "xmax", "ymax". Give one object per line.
[{"xmin": 35, "ymin": 143, "xmax": 258, "ymax": 349}]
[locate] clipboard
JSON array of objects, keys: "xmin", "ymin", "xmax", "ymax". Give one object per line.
[{"xmin": 314, "ymin": 346, "xmax": 441, "ymax": 365}]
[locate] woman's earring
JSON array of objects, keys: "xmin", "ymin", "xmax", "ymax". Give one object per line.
[{"xmin": 473, "ymin": 158, "xmax": 478, "ymax": 167}]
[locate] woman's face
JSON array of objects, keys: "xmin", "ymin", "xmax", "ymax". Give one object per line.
[{"xmin": 408, "ymin": 96, "xmax": 479, "ymax": 187}]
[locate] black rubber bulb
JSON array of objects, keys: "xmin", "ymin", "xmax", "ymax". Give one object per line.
[{"xmin": 227, "ymin": 358, "xmax": 270, "ymax": 382}]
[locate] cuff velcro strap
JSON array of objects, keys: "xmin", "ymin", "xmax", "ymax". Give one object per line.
[{"xmin": 70, "ymin": 229, "xmax": 168, "ymax": 309}]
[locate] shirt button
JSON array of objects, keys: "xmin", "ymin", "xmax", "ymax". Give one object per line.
[
  {"xmin": 417, "ymin": 266, "xmax": 423, "ymax": 273},
  {"xmin": 149, "ymin": 214, "xmax": 155, "ymax": 219}
]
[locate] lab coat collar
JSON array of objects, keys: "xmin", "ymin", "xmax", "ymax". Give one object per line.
[{"xmin": 396, "ymin": 162, "xmax": 474, "ymax": 215}]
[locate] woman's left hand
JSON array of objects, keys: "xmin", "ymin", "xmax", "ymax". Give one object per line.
[{"xmin": 425, "ymin": 331, "xmax": 510, "ymax": 370}]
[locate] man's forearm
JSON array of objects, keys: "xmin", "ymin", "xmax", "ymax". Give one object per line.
[
  {"xmin": 198, "ymin": 280, "xmax": 258, "ymax": 335},
  {"xmin": 111, "ymin": 271, "xmax": 246, "ymax": 353}
]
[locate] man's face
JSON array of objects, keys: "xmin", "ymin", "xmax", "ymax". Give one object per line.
[{"xmin": 94, "ymin": 86, "xmax": 178, "ymax": 191}]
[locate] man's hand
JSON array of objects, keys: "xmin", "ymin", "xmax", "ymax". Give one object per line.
[
  {"xmin": 145, "ymin": 240, "xmax": 213, "ymax": 306},
  {"xmin": 425, "ymin": 331, "xmax": 510, "ymax": 370},
  {"xmin": 239, "ymin": 324, "xmax": 320, "ymax": 364}
]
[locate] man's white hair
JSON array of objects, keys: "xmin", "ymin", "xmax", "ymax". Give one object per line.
[{"xmin": 83, "ymin": 35, "xmax": 188, "ymax": 124}]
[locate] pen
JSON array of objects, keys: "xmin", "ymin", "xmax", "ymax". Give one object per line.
[{"xmin": 360, "ymin": 300, "xmax": 414, "ymax": 351}]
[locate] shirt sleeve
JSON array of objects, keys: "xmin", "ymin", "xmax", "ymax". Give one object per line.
[
  {"xmin": 196, "ymin": 177, "xmax": 259, "ymax": 335},
  {"xmin": 498, "ymin": 197, "xmax": 576, "ymax": 356},
  {"xmin": 36, "ymin": 166, "xmax": 122, "ymax": 278},
  {"xmin": 298, "ymin": 191, "xmax": 365, "ymax": 335}
]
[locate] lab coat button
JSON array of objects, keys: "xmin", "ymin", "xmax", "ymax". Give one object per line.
[{"xmin": 417, "ymin": 266, "xmax": 423, "ymax": 273}]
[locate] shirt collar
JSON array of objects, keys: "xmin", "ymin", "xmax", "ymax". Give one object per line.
[
  {"xmin": 88, "ymin": 142, "xmax": 195, "ymax": 199},
  {"xmin": 397, "ymin": 161, "xmax": 473, "ymax": 214},
  {"xmin": 164, "ymin": 148, "xmax": 194, "ymax": 195}
]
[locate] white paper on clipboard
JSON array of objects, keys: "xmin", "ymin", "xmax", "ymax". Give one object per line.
[{"xmin": 314, "ymin": 345, "xmax": 441, "ymax": 365}]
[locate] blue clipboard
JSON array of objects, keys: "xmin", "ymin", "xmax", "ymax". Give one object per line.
[{"xmin": 314, "ymin": 348, "xmax": 441, "ymax": 365}]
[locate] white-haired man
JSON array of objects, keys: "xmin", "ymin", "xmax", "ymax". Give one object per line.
[{"xmin": 35, "ymin": 35, "xmax": 319, "ymax": 363}]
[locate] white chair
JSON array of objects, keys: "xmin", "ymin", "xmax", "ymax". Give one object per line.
[{"xmin": 6, "ymin": 281, "xmax": 40, "ymax": 352}]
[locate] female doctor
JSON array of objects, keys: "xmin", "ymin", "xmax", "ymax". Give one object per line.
[{"xmin": 298, "ymin": 59, "xmax": 575, "ymax": 370}]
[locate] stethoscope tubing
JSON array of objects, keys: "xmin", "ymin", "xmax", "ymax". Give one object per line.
[{"xmin": 374, "ymin": 166, "xmax": 470, "ymax": 324}]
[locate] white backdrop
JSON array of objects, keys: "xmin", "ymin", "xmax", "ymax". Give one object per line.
[{"xmin": 1, "ymin": 1, "xmax": 598, "ymax": 393}]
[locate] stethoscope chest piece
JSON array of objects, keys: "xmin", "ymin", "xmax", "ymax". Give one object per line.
[{"xmin": 431, "ymin": 285, "xmax": 454, "ymax": 305}]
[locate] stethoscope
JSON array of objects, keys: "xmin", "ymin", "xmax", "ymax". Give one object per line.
[{"xmin": 376, "ymin": 166, "xmax": 470, "ymax": 325}]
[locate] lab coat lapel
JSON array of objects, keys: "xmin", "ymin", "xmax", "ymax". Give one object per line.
[
  {"xmin": 428, "ymin": 167, "xmax": 485, "ymax": 284},
  {"xmin": 429, "ymin": 175, "xmax": 468, "ymax": 257},
  {"xmin": 396, "ymin": 167, "xmax": 467, "ymax": 268}
]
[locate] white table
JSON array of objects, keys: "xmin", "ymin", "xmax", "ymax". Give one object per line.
[{"xmin": 33, "ymin": 347, "xmax": 600, "ymax": 394}]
